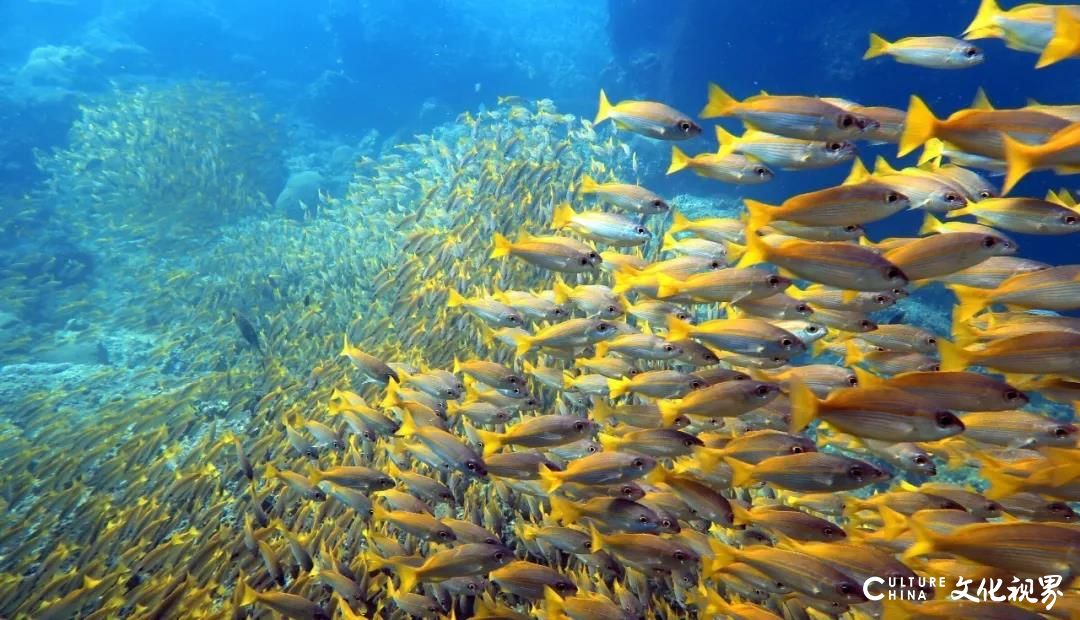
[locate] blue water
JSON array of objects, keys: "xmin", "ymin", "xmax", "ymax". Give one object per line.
[{"xmin": 2, "ymin": 0, "xmax": 1076, "ymax": 266}]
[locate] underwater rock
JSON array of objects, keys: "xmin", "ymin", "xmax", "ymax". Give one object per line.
[
  {"xmin": 670, "ymin": 193, "xmax": 743, "ymax": 220},
  {"xmin": 275, "ymin": 170, "xmax": 323, "ymax": 219},
  {"xmin": 36, "ymin": 340, "xmax": 105, "ymax": 366}
]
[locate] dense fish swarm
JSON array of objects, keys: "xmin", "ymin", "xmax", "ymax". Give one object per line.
[{"xmin": 3, "ymin": 4, "xmax": 1080, "ymax": 617}]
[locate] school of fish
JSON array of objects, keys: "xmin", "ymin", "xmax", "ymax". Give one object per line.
[{"xmin": 3, "ymin": 2, "xmax": 1080, "ymax": 619}]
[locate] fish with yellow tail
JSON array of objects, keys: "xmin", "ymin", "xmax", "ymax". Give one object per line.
[
  {"xmin": 594, "ymin": 89, "xmax": 701, "ymax": 140},
  {"xmin": 864, "ymin": 33, "xmax": 983, "ymax": 68}
]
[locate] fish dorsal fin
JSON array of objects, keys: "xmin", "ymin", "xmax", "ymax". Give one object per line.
[
  {"xmin": 843, "ymin": 157, "xmax": 870, "ymax": 185},
  {"xmin": 971, "ymin": 87, "xmax": 994, "ymax": 111}
]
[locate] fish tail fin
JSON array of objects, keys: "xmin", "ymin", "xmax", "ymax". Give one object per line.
[
  {"xmin": 981, "ymin": 462, "xmax": 1026, "ymax": 499},
  {"xmin": 547, "ymin": 493, "xmax": 578, "ymax": 520},
  {"xmin": 661, "ymin": 231, "xmax": 680, "ymax": 253},
  {"xmin": 591, "ymin": 398, "xmax": 616, "ymax": 424},
  {"xmin": 539, "ymin": 464, "xmax": 564, "ymax": 495},
  {"xmin": 901, "ymin": 512, "xmax": 942, "ymax": 562},
  {"xmin": 670, "ymin": 210, "xmax": 691, "ymax": 233},
  {"xmin": 965, "ymin": 0, "xmax": 1003, "ymax": 36},
  {"xmin": 339, "ymin": 333, "xmax": 353, "ymax": 358},
  {"xmin": 668, "ymin": 146, "xmax": 691, "ymax": 175},
  {"xmin": 473, "ymin": 426, "xmax": 504, "ymax": 457},
  {"xmin": 936, "ymin": 337, "xmax": 972, "ymax": 372},
  {"xmin": 394, "ymin": 562, "xmax": 419, "ymax": 594},
  {"xmin": 947, "ymin": 283, "xmax": 992, "ymax": 322},
  {"xmin": 578, "ymin": 173, "xmax": 599, "ymax": 194},
  {"xmin": 723, "ymin": 457, "xmax": 756, "ymax": 487},
  {"xmin": 588, "ymin": 525, "xmax": 605, "ymax": 552},
  {"xmin": 701, "ymin": 82, "xmax": 737, "ymax": 118},
  {"xmin": 656, "ymin": 273, "xmax": 685, "ymax": 299},
  {"xmin": 490, "ymin": 233, "xmax": 512, "ymax": 259},
  {"xmin": 899, "ymin": 95, "xmax": 940, "ymax": 157},
  {"xmin": 658, "ymin": 400, "xmax": 684, "ymax": 428},
  {"xmin": 844, "ymin": 340, "xmax": 867, "ymax": 368},
  {"xmin": 395, "ymin": 395, "xmax": 418, "ymax": 437},
  {"xmin": 446, "ymin": 288, "xmax": 467, "ymax": 308},
  {"xmin": 879, "ymin": 505, "xmax": 910, "ymax": 541},
  {"xmin": 918, "ymin": 138, "xmax": 945, "ymax": 167},
  {"xmin": 551, "ymin": 202, "xmax": 576, "ymax": 230},
  {"xmin": 1001, "ymin": 133, "xmax": 1040, "ymax": 195},
  {"xmin": 742, "ymin": 199, "xmax": 775, "ymax": 236},
  {"xmin": 919, "ymin": 213, "xmax": 945, "ymax": 235},
  {"xmin": 235, "ymin": 570, "xmax": 258, "ymax": 606},
  {"xmin": 593, "ymin": 341, "xmax": 610, "ymax": 358},
  {"xmin": 552, "ymin": 275, "xmax": 574, "ymax": 304},
  {"xmin": 512, "ymin": 333, "xmax": 535, "ymax": 358},
  {"xmin": 726, "ymin": 240, "xmax": 746, "ymax": 263},
  {"xmin": 714, "ymin": 125, "xmax": 739, "ymax": 157},
  {"xmin": 788, "ymin": 379, "xmax": 819, "ymax": 433},
  {"xmin": 735, "ymin": 223, "xmax": 771, "ymax": 269},
  {"xmin": 665, "ymin": 315, "xmax": 693, "ymax": 342},
  {"xmin": 543, "ymin": 587, "xmax": 567, "ymax": 618},
  {"xmin": 381, "ymin": 377, "xmax": 402, "ymax": 410},
  {"xmin": 843, "ymin": 157, "xmax": 871, "ymax": 185},
  {"xmin": 595, "ymin": 89, "xmax": 614, "ymax": 125},
  {"xmin": 863, "ymin": 33, "xmax": 891, "ymax": 59},
  {"xmin": 607, "ymin": 377, "xmax": 632, "ymax": 399},
  {"xmin": 705, "ymin": 537, "xmax": 738, "ymax": 577}
]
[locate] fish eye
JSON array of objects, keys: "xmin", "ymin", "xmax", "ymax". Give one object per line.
[
  {"xmin": 839, "ymin": 583, "xmax": 855, "ymax": 595},
  {"xmin": 579, "ymin": 258, "xmax": 590, "ymax": 265},
  {"xmin": 1048, "ymin": 502, "xmax": 1068, "ymax": 512},
  {"xmin": 827, "ymin": 142, "xmax": 842, "ymax": 152},
  {"xmin": 754, "ymin": 166, "xmax": 769, "ymax": 176},
  {"xmin": 822, "ymin": 526, "xmax": 836, "ymax": 536},
  {"xmin": 683, "ymin": 438, "xmax": 695, "ymax": 446},
  {"xmin": 674, "ymin": 550, "xmax": 688, "ymax": 561},
  {"xmin": 553, "ymin": 307, "xmax": 566, "ymax": 316},
  {"xmin": 661, "ymin": 518, "xmax": 674, "ymax": 528},
  {"xmin": 806, "ymin": 325, "xmax": 819, "ymax": 334},
  {"xmin": 945, "ymin": 193, "xmax": 961, "ymax": 203},
  {"xmin": 1064, "ymin": 214, "xmax": 1078, "ymax": 225},
  {"xmin": 652, "ymin": 199, "xmax": 666, "ymax": 209},
  {"xmin": 555, "ymin": 581, "xmax": 572, "ymax": 591},
  {"xmin": 663, "ymin": 343, "xmax": 675, "ymax": 352},
  {"xmin": 875, "ymin": 294, "xmax": 888, "ymax": 304},
  {"xmin": 710, "ymin": 260, "xmax": 722, "ymax": 269},
  {"xmin": 796, "ymin": 304, "xmax": 811, "ymax": 314},
  {"xmin": 754, "ymin": 385, "xmax": 772, "ymax": 397},
  {"xmin": 587, "ymin": 444, "xmax": 599, "ymax": 453},
  {"xmin": 588, "ymin": 252, "xmax": 599, "ymax": 260},
  {"xmin": 689, "ymin": 379, "xmax": 704, "ymax": 389},
  {"xmin": 928, "ymin": 364, "xmax": 941, "ymax": 372},
  {"xmin": 632, "ymin": 458, "xmax": 646, "ymax": 468},
  {"xmin": 766, "ymin": 275, "xmax": 781, "ymax": 286},
  {"xmin": 848, "ymin": 465, "xmax": 864, "ymax": 480},
  {"xmin": 607, "ymin": 305, "xmax": 617, "ymax": 314},
  {"xmin": 494, "ymin": 551, "xmax": 505, "ymax": 561},
  {"xmin": 982, "ymin": 236, "xmax": 997, "ymax": 247},
  {"xmin": 935, "ymin": 411, "xmax": 959, "ymax": 427},
  {"xmin": 582, "ymin": 541, "xmax": 592, "ymax": 549},
  {"xmin": 704, "ymin": 353, "xmax": 719, "ymax": 363},
  {"xmin": 926, "ymin": 336, "xmax": 937, "ymax": 345},
  {"xmin": 913, "ymin": 455, "xmax": 928, "ymax": 465},
  {"xmin": 885, "ymin": 192, "xmax": 900, "ymax": 203},
  {"xmin": 439, "ymin": 531, "xmax": 452, "ymax": 539},
  {"xmin": 885, "ymin": 266, "xmax": 903, "ymax": 279},
  {"xmin": 790, "ymin": 445, "xmax": 804, "ymax": 454},
  {"xmin": 780, "ymin": 337, "xmax": 794, "ymax": 347},
  {"xmin": 635, "ymin": 227, "xmax": 648, "ymax": 235},
  {"xmin": 679, "ymin": 120, "xmax": 693, "ymax": 132},
  {"xmin": 847, "ymin": 375, "xmax": 858, "ymax": 386},
  {"xmin": 466, "ymin": 462, "xmax": 478, "ymax": 470},
  {"xmin": 1003, "ymin": 389, "xmax": 1022, "ymax": 401},
  {"xmin": 860, "ymin": 320, "xmax": 874, "ymax": 330},
  {"xmin": 964, "ymin": 47, "xmax": 978, "ymax": 57},
  {"xmin": 1053, "ymin": 427, "xmax": 1070, "ymax": 438},
  {"xmin": 573, "ymin": 421, "xmax": 586, "ymax": 432},
  {"xmin": 840, "ymin": 114, "xmax": 855, "ymax": 128},
  {"xmin": 844, "ymin": 224, "xmax": 859, "ymax": 232},
  {"xmin": 638, "ymin": 515, "xmax": 649, "ymax": 524},
  {"xmin": 621, "ymin": 485, "xmax": 635, "ymax": 497},
  {"xmin": 628, "ymin": 368, "xmax": 641, "ymax": 376}
]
